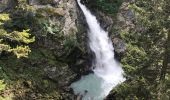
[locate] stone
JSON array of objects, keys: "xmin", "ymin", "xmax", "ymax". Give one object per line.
[
  {"xmin": 0, "ymin": 0, "xmax": 8, "ymax": 11},
  {"xmin": 126, "ymin": 10, "xmax": 135, "ymax": 19},
  {"xmin": 29, "ymin": 0, "xmax": 40, "ymax": 5},
  {"xmin": 44, "ymin": 66, "xmax": 57, "ymax": 79},
  {"xmin": 62, "ymin": 0, "xmax": 78, "ymax": 35},
  {"xmin": 112, "ymin": 38, "xmax": 126, "ymax": 53},
  {"xmin": 96, "ymin": 11, "xmax": 114, "ymax": 32},
  {"xmin": 54, "ymin": 8, "xmax": 65, "ymax": 16},
  {"xmin": 0, "ymin": 0, "xmax": 17, "ymax": 12},
  {"xmin": 44, "ymin": 65, "xmax": 77, "ymax": 86}
]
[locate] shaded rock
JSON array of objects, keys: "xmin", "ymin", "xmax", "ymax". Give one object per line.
[
  {"xmin": 44, "ymin": 66, "xmax": 57, "ymax": 79},
  {"xmin": 128, "ymin": 0, "xmax": 135, "ymax": 4},
  {"xmin": 0, "ymin": 0, "xmax": 17, "ymax": 12},
  {"xmin": 29, "ymin": 0, "xmax": 41, "ymax": 5},
  {"xmin": 71, "ymin": 58, "xmax": 93, "ymax": 76},
  {"xmin": 104, "ymin": 91, "xmax": 117, "ymax": 100},
  {"xmin": 0, "ymin": 0, "xmax": 8, "ymax": 12},
  {"xmin": 112, "ymin": 37, "xmax": 126, "ymax": 61},
  {"xmin": 115, "ymin": 0, "xmax": 135, "ymax": 33},
  {"xmin": 29, "ymin": 0, "xmax": 60, "ymax": 5},
  {"xmin": 66, "ymin": 46, "xmax": 93, "ymax": 76},
  {"xmin": 112, "ymin": 38, "xmax": 126, "ymax": 54},
  {"xmin": 126, "ymin": 10, "xmax": 135, "ymax": 19},
  {"xmin": 96, "ymin": 11, "xmax": 113, "ymax": 32},
  {"xmin": 44, "ymin": 65, "xmax": 77, "ymax": 86}
]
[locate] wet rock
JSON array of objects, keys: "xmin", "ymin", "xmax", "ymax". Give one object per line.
[
  {"xmin": 96, "ymin": 11, "xmax": 113, "ymax": 32},
  {"xmin": 66, "ymin": 46, "xmax": 93, "ymax": 76},
  {"xmin": 72, "ymin": 58, "xmax": 93, "ymax": 75},
  {"xmin": 104, "ymin": 91, "xmax": 117, "ymax": 100}
]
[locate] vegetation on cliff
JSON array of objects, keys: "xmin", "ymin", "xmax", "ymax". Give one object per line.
[
  {"xmin": 0, "ymin": 0, "xmax": 78, "ymax": 99},
  {"xmin": 0, "ymin": 0, "xmax": 169, "ymax": 100},
  {"xmin": 113, "ymin": 0, "xmax": 170, "ymax": 99}
]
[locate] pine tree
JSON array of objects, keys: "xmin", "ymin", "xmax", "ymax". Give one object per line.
[{"xmin": 115, "ymin": 0, "xmax": 170, "ymax": 99}]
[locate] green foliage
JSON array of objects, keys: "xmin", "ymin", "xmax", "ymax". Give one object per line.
[
  {"xmin": 0, "ymin": 29, "xmax": 35, "ymax": 44},
  {"xmin": 0, "ymin": 0, "xmax": 73, "ymax": 100},
  {"xmin": 34, "ymin": 18, "xmax": 60, "ymax": 36},
  {"xmin": 0, "ymin": 48, "xmax": 64, "ymax": 99},
  {"xmin": 0, "ymin": 14, "xmax": 10, "ymax": 21},
  {"xmin": 114, "ymin": 77, "xmax": 152, "ymax": 99},
  {"xmin": 10, "ymin": 46, "xmax": 31, "ymax": 58},
  {"xmin": 0, "ymin": 0, "xmax": 52, "ymax": 58},
  {"xmin": 115, "ymin": 0, "xmax": 170, "ymax": 99},
  {"xmin": 63, "ymin": 34, "xmax": 78, "ymax": 51},
  {"xmin": 96, "ymin": 0, "xmax": 123, "ymax": 14},
  {"xmin": 122, "ymin": 43, "xmax": 148, "ymax": 74},
  {"xmin": 0, "ymin": 80, "xmax": 11, "ymax": 100},
  {"xmin": 0, "ymin": 80, "xmax": 6, "ymax": 91},
  {"xmin": 0, "ymin": 13, "xmax": 35, "ymax": 58},
  {"xmin": 0, "ymin": 43, "xmax": 10, "ymax": 53},
  {"xmin": 86, "ymin": 0, "xmax": 123, "ymax": 15}
]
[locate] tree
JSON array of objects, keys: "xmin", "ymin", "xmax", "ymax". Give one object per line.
[
  {"xmin": 114, "ymin": 0, "xmax": 170, "ymax": 99},
  {"xmin": 0, "ymin": 11, "xmax": 35, "ymax": 58}
]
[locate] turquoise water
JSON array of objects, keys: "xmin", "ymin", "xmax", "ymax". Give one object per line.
[{"xmin": 70, "ymin": 74, "xmax": 107, "ymax": 100}]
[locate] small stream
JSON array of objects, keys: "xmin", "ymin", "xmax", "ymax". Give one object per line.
[{"xmin": 71, "ymin": 0, "xmax": 125, "ymax": 99}]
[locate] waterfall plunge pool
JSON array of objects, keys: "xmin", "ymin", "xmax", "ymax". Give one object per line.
[{"xmin": 70, "ymin": 73, "xmax": 117, "ymax": 100}]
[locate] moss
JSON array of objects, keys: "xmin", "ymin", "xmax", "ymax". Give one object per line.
[
  {"xmin": 0, "ymin": 46, "xmax": 65, "ymax": 99},
  {"xmin": 28, "ymin": 48, "xmax": 44, "ymax": 61},
  {"xmin": 29, "ymin": 48, "xmax": 57, "ymax": 66}
]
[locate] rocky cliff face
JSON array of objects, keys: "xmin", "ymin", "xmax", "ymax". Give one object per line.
[
  {"xmin": 0, "ymin": 0, "xmax": 17, "ymax": 12},
  {"xmin": 0, "ymin": 0, "xmax": 89, "ymax": 99},
  {"xmin": 28, "ymin": 0, "xmax": 91, "ymax": 99},
  {"xmin": 0, "ymin": 0, "xmax": 127, "ymax": 99}
]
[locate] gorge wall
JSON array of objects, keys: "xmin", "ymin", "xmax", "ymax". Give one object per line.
[{"xmin": 0, "ymin": 0, "xmax": 129, "ymax": 99}]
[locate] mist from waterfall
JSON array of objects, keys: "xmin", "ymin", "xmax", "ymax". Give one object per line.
[{"xmin": 70, "ymin": 0, "xmax": 125, "ymax": 99}]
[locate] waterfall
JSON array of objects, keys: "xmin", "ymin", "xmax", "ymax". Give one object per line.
[{"xmin": 70, "ymin": 0, "xmax": 125, "ymax": 99}]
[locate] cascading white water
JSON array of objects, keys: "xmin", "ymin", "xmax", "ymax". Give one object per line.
[{"xmin": 70, "ymin": 0, "xmax": 125, "ymax": 99}]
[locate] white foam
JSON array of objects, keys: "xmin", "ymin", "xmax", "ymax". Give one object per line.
[{"xmin": 71, "ymin": 1, "xmax": 125, "ymax": 99}]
